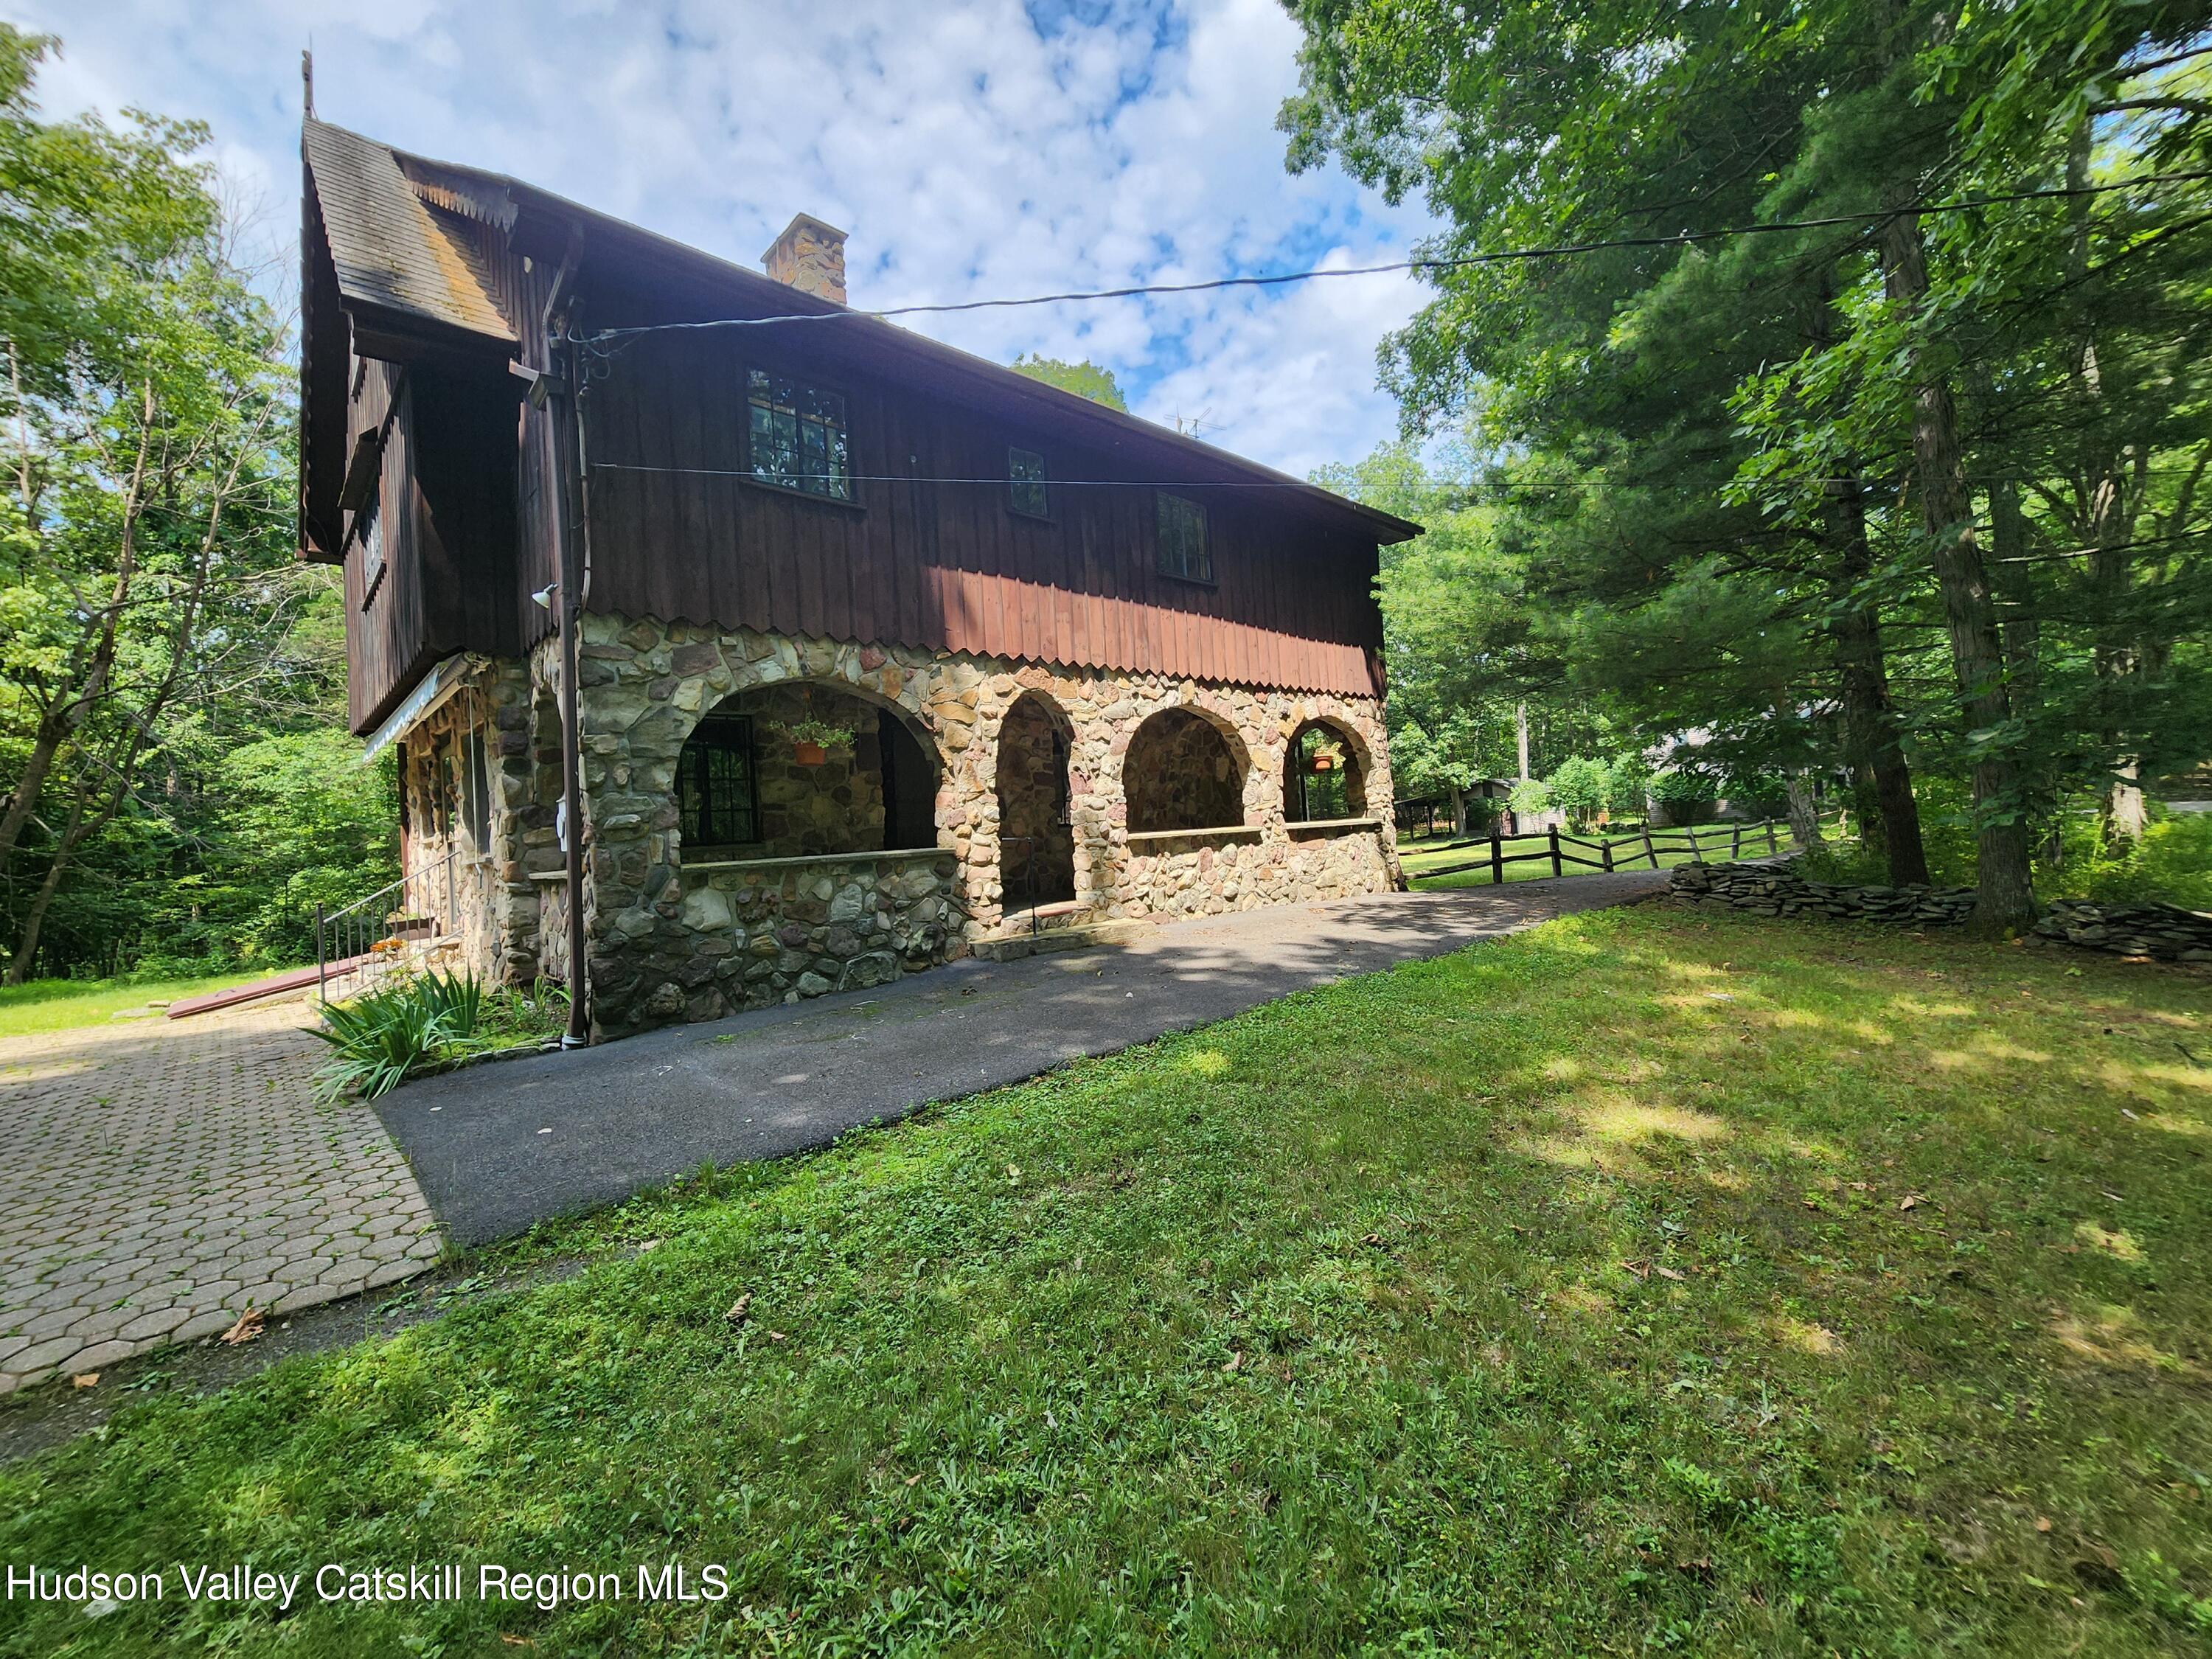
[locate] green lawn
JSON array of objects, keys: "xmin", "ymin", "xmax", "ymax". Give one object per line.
[
  {"xmin": 3, "ymin": 908, "xmax": 2208, "ymax": 1655},
  {"xmin": 0, "ymin": 968, "xmax": 287, "ymax": 1039}
]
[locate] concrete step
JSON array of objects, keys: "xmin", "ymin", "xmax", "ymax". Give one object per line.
[{"xmin": 973, "ymin": 915, "xmax": 1153, "ymax": 962}]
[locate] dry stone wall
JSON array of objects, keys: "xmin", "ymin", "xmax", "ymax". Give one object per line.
[
  {"xmin": 1668, "ymin": 860, "xmax": 1977, "ymax": 925},
  {"xmin": 1670, "ymin": 860, "xmax": 2212, "ymax": 966},
  {"xmin": 519, "ymin": 613, "xmax": 1400, "ymax": 1037},
  {"xmin": 2034, "ymin": 899, "xmax": 2212, "ymax": 964}
]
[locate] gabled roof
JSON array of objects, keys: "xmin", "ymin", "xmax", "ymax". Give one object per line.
[
  {"xmin": 298, "ymin": 119, "xmax": 1422, "ymax": 548},
  {"xmin": 302, "ymin": 120, "xmax": 514, "ymax": 346}
]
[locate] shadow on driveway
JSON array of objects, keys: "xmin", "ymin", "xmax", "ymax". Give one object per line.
[{"xmin": 379, "ymin": 874, "xmax": 1663, "ymax": 1244}]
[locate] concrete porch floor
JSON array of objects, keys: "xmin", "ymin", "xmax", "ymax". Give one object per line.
[{"xmin": 380, "ymin": 872, "xmax": 1668, "ymax": 1245}]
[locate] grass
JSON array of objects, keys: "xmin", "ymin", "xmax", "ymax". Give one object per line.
[
  {"xmin": 0, "ymin": 968, "xmax": 287, "ymax": 1039},
  {"xmin": 3, "ymin": 908, "xmax": 2210, "ymax": 1655}
]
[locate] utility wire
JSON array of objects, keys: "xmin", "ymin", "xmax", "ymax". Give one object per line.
[{"xmin": 583, "ymin": 170, "xmax": 2212, "ymax": 344}]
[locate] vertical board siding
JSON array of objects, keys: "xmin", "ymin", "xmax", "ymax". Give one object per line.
[{"xmin": 568, "ymin": 323, "xmax": 1384, "ymax": 698}]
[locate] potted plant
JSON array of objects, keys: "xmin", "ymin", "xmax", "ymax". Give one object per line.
[
  {"xmin": 1307, "ymin": 736, "xmax": 1345, "ymax": 774},
  {"xmin": 776, "ymin": 717, "xmax": 856, "ymax": 767}
]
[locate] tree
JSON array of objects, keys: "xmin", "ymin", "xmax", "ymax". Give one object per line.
[
  {"xmin": 1009, "ymin": 355, "xmax": 1127, "ymax": 410},
  {"xmin": 0, "ymin": 26, "xmax": 381, "ymax": 981},
  {"xmin": 1281, "ymin": 0, "xmax": 2209, "ymax": 924}
]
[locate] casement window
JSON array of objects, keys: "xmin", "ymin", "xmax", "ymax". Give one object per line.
[
  {"xmin": 747, "ymin": 368, "xmax": 852, "ymax": 500},
  {"xmin": 678, "ymin": 712, "xmax": 761, "ymax": 848},
  {"xmin": 1155, "ymin": 491, "xmax": 1212, "ymax": 583},
  {"xmin": 1009, "ymin": 446, "xmax": 1050, "ymax": 518},
  {"xmin": 356, "ymin": 493, "xmax": 384, "ymax": 605}
]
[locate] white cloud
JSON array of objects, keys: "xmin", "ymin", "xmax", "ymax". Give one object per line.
[{"xmin": 1, "ymin": 0, "xmax": 1438, "ymax": 476}]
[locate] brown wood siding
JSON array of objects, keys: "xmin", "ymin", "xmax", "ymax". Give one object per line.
[
  {"xmin": 576, "ymin": 324, "xmax": 1384, "ymax": 698},
  {"xmin": 345, "ymin": 361, "xmax": 524, "ymax": 731}
]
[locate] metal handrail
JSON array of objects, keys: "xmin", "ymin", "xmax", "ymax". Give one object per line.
[{"xmin": 316, "ymin": 849, "xmax": 459, "ymax": 1000}]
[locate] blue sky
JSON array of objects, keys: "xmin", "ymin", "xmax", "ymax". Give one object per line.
[{"xmin": 4, "ymin": 0, "xmax": 1441, "ymax": 476}]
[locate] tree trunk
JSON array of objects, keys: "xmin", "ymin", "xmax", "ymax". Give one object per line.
[
  {"xmin": 4, "ymin": 791, "xmax": 88, "ymax": 984},
  {"xmin": 1824, "ymin": 480, "xmax": 1930, "ymax": 885},
  {"xmin": 1878, "ymin": 212, "xmax": 2037, "ymax": 932},
  {"xmin": 1447, "ymin": 784, "xmax": 1470, "ymax": 838},
  {"xmin": 1786, "ymin": 776, "xmax": 1823, "ymax": 846},
  {"xmin": 1515, "ymin": 703, "xmax": 1531, "ymax": 782}
]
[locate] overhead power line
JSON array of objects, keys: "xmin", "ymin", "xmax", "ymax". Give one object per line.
[{"xmin": 583, "ymin": 170, "xmax": 2212, "ymax": 344}]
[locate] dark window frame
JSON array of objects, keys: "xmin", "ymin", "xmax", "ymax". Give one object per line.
[
  {"xmin": 1155, "ymin": 490, "xmax": 1214, "ymax": 585},
  {"xmin": 355, "ymin": 489, "xmax": 385, "ymax": 608},
  {"xmin": 1008, "ymin": 445, "xmax": 1051, "ymax": 520},
  {"xmin": 745, "ymin": 365, "xmax": 856, "ymax": 504},
  {"xmin": 678, "ymin": 712, "xmax": 763, "ymax": 853}
]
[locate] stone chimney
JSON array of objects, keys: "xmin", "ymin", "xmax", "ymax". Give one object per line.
[{"xmin": 762, "ymin": 212, "xmax": 849, "ymax": 305}]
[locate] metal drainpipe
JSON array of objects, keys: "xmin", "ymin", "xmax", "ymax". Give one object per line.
[{"xmin": 541, "ymin": 233, "xmax": 591, "ymax": 1048}]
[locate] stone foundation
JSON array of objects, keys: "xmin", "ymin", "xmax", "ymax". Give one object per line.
[
  {"xmin": 477, "ymin": 614, "xmax": 1400, "ymax": 1038},
  {"xmin": 392, "ymin": 658, "xmax": 540, "ymax": 985}
]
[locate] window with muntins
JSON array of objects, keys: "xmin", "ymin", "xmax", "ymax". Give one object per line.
[
  {"xmin": 356, "ymin": 493, "xmax": 383, "ymax": 604},
  {"xmin": 1009, "ymin": 446, "xmax": 1049, "ymax": 518},
  {"xmin": 678, "ymin": 712, "xmax": 761, "ymax": 847},
  {"xmin": 1155, "ymin": 492, "xmax": 1211, "ymax": 583},
  {"xmin": 748, "ymin": 368, "xmax": 851, "ymax": 500}
]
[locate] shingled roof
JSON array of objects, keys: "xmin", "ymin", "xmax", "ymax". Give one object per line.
[
  {"xmin": 297, "ymin": 119, "xmax": 1421, "ymax": 555},
  {"xmin": 302, "ymin": 120, "xmax": 514, "ymax": 344}
]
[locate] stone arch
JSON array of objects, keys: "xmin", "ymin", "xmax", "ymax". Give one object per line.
[
  {"xmin": 1124, "ymin": 704, "xmax": 1249, "ymax": 833},
  {"xmin": 995, "ymin": 691, "xmax": 1076, "ymax": 906},
  {"xmin": 672, "ymin": 676, "xmax": 942, "ymax": 860},
  {"xmin": 1283, "ymin": 715, "xmax": 1369, "ymax": 823}
]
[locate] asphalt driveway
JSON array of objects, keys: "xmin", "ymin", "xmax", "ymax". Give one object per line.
[{"xmin": 380, "ymin": 874, "xmax": 1665, "ymax": 1244}]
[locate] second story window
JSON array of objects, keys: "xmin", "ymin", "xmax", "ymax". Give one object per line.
[
  {"xmin": 1009, "ymin": 447, "xmax": 1049, "ymax": 518},
  {"xmin": 1155, "ymin": 491, "xmax": 1211, "ymax": 584},
  {"xmin": 748, "ymin": 368, "xmax": 851, "ymax": 501},
  {"xmin": 356, "ymin": 493, "xmax": 383, "ymax": 605}
]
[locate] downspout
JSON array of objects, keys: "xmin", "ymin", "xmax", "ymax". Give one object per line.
[{"xmin": 540, "ymin": 231, "xmax": 590, "ymax": 1047}]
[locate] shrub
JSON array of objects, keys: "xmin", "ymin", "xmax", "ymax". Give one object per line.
[
  {"xmin": 310, "ymin": 979, "xmax": 459, "ymax": 1102},
  {"xmin": 1545, "ymin": 757, "xmax": 1613, "ymax": 830},
  {"xmin": 309, "ymin": 971, "xmax": 564, "ymax": 1101},
  {"xmin": 1604, "ymin": 755, "xmax": 1653, "ymax": 818},
  {"xmin": 1509, "ymin": 777, "xmax": 1552, "ymax": 821}
]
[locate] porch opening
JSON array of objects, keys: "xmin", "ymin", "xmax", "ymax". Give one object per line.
[
  {"xmin": 997, "ymin": 692, "xmax": 1076, "ymax": 906},
  {"xmin": 1124, "ymin": 707, "xmax": 1245, "ymax": 833},
  {"xmin": 677, "ymin": 682, "xmax": 938, "ymax": 863},
  {"xmin": 1284, "ymin": 719, "xmax": 1366, "ymax": 821}
]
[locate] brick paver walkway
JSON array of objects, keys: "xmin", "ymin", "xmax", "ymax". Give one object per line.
[{"xmin": 0, "ymin": 998, "xmax": 441, "ymax": 1394}]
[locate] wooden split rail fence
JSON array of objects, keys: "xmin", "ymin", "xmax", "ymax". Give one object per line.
[{"xmin": 1405, "ymin": 818, "xmax": 1798, "ymax": 886}]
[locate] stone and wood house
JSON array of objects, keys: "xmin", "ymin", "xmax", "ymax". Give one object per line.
[{"xmin": 298, "ymin": 117, "xmax": 1419, "ymax": 1040}]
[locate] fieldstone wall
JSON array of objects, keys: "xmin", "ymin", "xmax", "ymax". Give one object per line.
[
  {"xmin": 393, "ymin": 658, "xmax": 540, "ymax": 985},
  {"xmin": 1127, "ymin": 708, "xmax": 1245, "ymax": 832},
  {"xmin": 2035, "ymin": 899, "xmax": 2212, "ymax": 963},
  {"xmin": 666, "ymin": 849, "xmax": 960, "ymax": 1018},
  {"xmin": 1669, "ymin": 861, "xmax": 1977, "ymax": 926},
  {"xmin": 997, "ymin": 695, "xmax": 1075, "ymax": 904},
  {"xmin": 519, "ymin": 613, "xmax": 1399, "ymax": 1038}
]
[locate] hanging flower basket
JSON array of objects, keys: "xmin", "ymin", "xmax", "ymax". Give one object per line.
[
  {"xmin": 773, "ymin": 716, "xmax": 855, "ymax": 767},
  {"xmin": 1307, "ymin": 738, "xmax": 1345, "ymax": 775},
  {"xmin": 1310, "ymin": 754, "xmax": 1337, "ymax": 773}
]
